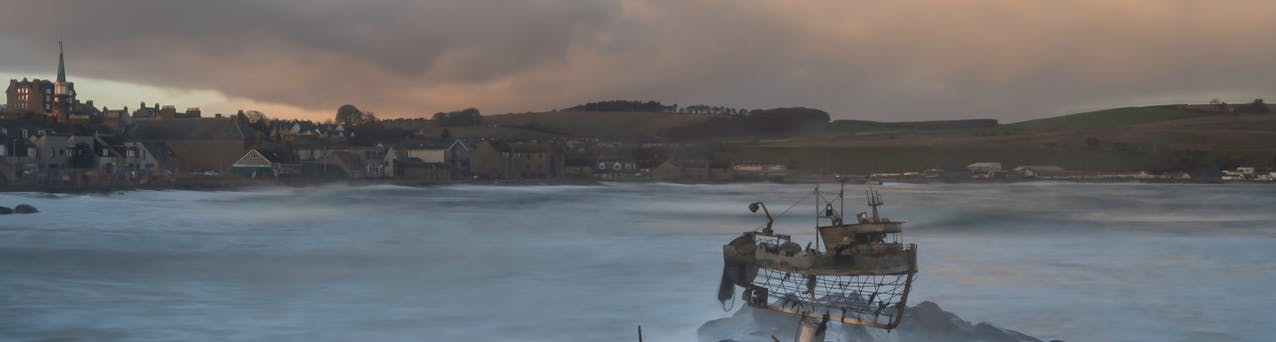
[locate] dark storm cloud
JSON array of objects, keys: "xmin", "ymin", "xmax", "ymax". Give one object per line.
[{"xmin": 1, "ymin": 0, "xmax": 1274, "ymax": 121}]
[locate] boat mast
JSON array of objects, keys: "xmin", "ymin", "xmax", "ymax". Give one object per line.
[
  {"xmin": 839, "ymin": 177, "xmax": 845, "ymax": 223},
  {"xmin": 813, "ymin": 184, "xmax": 820, "ymax": 252},
  {"xmin": 866, "ymin": 186, "xmax": 883, "ymax": 222}
]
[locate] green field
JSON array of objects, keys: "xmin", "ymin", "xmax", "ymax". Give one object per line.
[{"xmin": 994, "ymin": 106, "xmax": 1215, "ymax": 133}]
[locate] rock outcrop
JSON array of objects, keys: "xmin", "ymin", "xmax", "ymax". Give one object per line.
[{"xmin": 13, "ymin": 204, "xmax": 38, "ymax": 214}]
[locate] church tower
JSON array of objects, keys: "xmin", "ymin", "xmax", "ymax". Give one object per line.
[{"xmin": 51, "ymin": 41, "xmax": 76, "ymax": 121}]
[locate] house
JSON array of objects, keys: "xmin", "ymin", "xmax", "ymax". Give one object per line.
[
  {"xmin": 101, "ymin": 107, "xmax": 131, "ymax": 131},
  {"xmin": 115, "ymin": 141, "xmax": 177, "ymax": 180},
  {"xmin": 384, "ymin": 139, "xmax": 470, "ymax": 180},
  {"xmin": 386, "ymin": 151, "xmax": 450, "ymax": 181},
  {"xmin": 966, "ymin": 162, "xmax": 1002, "ymax": 173},
  {"xmin": 323, "ymin": 150, "xmax": 365, "ymax": 179},
  {"xmin": 28, "ymin": 133, "xmax": 123, "ymax": 182},
  {"xmin": 309, "ymin": 147, "xmax": 387, "ymax": 179},
  {"xmin": 651, "ymin": 159, "xmax": 732, "ymax": 181},
  {"xmin": 126, "ymin": 117, "xmax": 259, "ymax": 172},
  {"xmin": 1013, "ymin": 165, "xmax": 1066, "ymax": 178},
  {"xmin": 732, "ymin": 161, "xmax": 788, "ymax": 179},
  {"xmin": 231, "ymin": 149, "xmax": 281, "ymax": 178},
  {"xmin": 593, "ymin": 159, "xmax": 639, "ymax": 180},
  {"xmin": 363, "ymin": 145, "xmax": 388, "ymax": 178},
  {"xmin": 469, "ymin": 141, "xmax": 562, "ymax": 180},
  {"xmin": 0, "ymin": 123, "xmax": 39, "ymax": 182},
  {"xmin": 651, "ymin": 160, "xmax": 683, "ymax": 181}
]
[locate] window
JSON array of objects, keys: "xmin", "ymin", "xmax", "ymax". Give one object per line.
[{"xmin": 0, "ymin": 145, "xmax": 6, "ymax": 156}]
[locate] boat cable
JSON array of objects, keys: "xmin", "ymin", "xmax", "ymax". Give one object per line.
[{"xmin": 754, "ymin": 196, "xmax": 807, "ymax": 232}]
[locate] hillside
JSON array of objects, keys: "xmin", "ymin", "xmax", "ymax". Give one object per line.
[
  {"xmin": 403, "ymin": 102, "xmax": 1275, "ymax": 172},
  {"xmin": 994, "ymin": 106, "xmax": 1215, "ymax": 133},
  {"xmin": 484, "ymin": 111, "xmax": 711, "ymax": 140},
  {"xmin": 745, "ymin": 112, "xmax": 1276, "ymax": 173}
]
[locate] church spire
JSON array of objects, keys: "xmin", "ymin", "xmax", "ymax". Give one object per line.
[{"xmin": 57, "ymin": 40, "xmax": 66, "ymax": 83}]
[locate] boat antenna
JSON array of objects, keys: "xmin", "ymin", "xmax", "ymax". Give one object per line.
[{"xmin": 866, "ymin": 186, "xmax": 883, "ymax": 222}]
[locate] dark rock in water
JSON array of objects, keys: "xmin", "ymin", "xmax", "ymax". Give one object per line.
[
  {"xmin": 13, "ymin": 204, "xmax": 38, "ymax": 214},
  {"xmin": 0, "ymin": 206, "xmax": 11, "ymax": 214},
  {"xmin": 699, "ymin": 300, "xmax": 1044, "ymax": 342}
]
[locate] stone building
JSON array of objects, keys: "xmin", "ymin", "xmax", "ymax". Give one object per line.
[
  {"xmin": 5, "ymin": 78, "xmax": 54, "ymax": 115},
  {"xmin": 4, "ymin": 42, "xmax": 94, "ymax": 123}
]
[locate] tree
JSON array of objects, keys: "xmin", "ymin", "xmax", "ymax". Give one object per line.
[
  {"xmin": 440, "ymin": 127, "xmax": 452, "ymax": 140},
  {"xmin": 433, "ymin": 108, "xmax": 482, "ymax": 126},
  {"xmin": 243, "ymin": 110, "xmax": 269, "ymax": 124},
  {"xmin": 1250, "ymin": 99, "xmax": 1269, "ymax": 114},
  {"xmin": 240, "ymin": 110, "xmax": 271, "ymax": 133},
  {"xmin": 336, "ymin": 104, "xmax": 366, "ymax": 126}
]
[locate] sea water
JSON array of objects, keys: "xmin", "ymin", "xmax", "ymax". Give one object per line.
[{"xmin": 0, "ymin": 183, "xmax": 1272, "ymax": 341}]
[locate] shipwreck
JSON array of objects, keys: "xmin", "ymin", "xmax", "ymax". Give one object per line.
[{"xmin": 717, "ymin": 182, "xmax": 918, "ymax": 341}]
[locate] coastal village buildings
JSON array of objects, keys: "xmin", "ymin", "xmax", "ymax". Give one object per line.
[
  {"xmin": 651, "ymin": 160, "xmax": 732, "ymax": 181},
  {"xmin": 2, "ymin": 43, "xmax": 1272, "ymax": 187},
  {"xmin": 4, "ymin": 42, "xmax": 97, "ymax": 123},
  {"xmin": 5, "ymin": 78, "xmax": 54, "ymax": 115},
  {"xmin": 593, "ymin": 159, "xmax": 639, "ymax": 180},
  {"xmin": 231, "ymin": 149, "xmax": 282, "ymax": 178},
  {"xmin": 385, "ymin": 139, "xmax": 470, "ymax": 181},
  {"xmin": 732, "ymin": 162, "xmax": 789, "ymax": 179},
  {"xmin": 1012, "ymin": 165, "xmax": 1066, "ymax": 178},
  {"xmin": 469, "ymin": 141, "xmax": 563, "ymax": 180},
  {"xmin": 127, "ymin": 117, "xmax": 260, "ymax": 173}
]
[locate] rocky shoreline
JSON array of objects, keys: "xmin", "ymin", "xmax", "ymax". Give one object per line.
[{"xmin": 699, "ymin": 301, "xmax": 1059, "ymax": 342}]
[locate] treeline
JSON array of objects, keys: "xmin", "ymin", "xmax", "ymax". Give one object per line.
[
  {"xmin": 559, "ymin": 100, "xmax": 755, "ymax": 116},
  {"xmin": 831, "ymin": 119, "xmax": 999, "ymax": 131},
  {"xmin": 563, "ymin": 100, "xmax": 676, "ymax": 112},
  {"xmin": 432, "ymin": 108, "xmax": 482, "ymax": 126},
  {"xmin": 666, "ymin": 107, "xmax": 831, "ymax": 140}
]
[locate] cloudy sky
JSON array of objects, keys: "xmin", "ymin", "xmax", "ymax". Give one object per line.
[{"xmin": 1, "ymin": 0, "xmax": 1273, "ymax": 122}]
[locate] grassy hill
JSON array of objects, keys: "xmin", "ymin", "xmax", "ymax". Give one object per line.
[
  {"xmin": 464, "ymin": 103, "xmax": 1275, "ymax": 172},
  {"xmin": 484, "ymin": 111, "xmax": 711, "ymax": 140},
  {"xmin": 994, "ymin": 106, "xmax": 1215, "ymax": 133},
  {"xmin": 747, "ymin": 110, "xmax": 1276, "ymax": 173}
]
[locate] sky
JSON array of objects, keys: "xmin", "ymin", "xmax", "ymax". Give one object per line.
[{"xmin": 1, "ymin": 0, "xmax": 1273, "ymax": 122}]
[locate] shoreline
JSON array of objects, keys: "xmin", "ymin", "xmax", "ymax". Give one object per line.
[{"xmin": 0, "ymin": 176, "xmax": 1260, "ymax": 194}]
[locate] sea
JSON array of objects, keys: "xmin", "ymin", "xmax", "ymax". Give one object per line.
[{"xmin": 0, "ymin": 182, "xmax": 1273, "ymax": 341}]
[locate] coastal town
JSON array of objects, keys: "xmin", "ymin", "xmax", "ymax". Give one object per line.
[{"xmin": 3, "ymin": 46, "xmax": 1274, "ymax": 191}]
